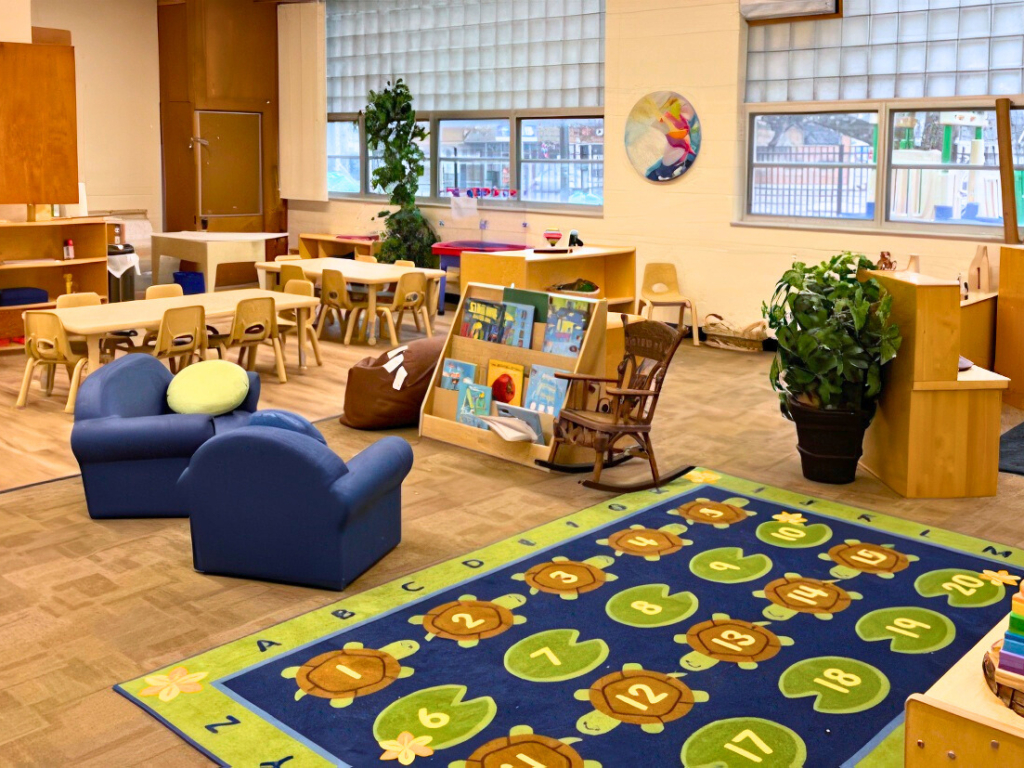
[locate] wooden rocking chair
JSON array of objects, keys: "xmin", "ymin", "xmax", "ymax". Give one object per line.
[{"xmin": 537, "ymin": 315, "xmax": 693, "ymax": 492}]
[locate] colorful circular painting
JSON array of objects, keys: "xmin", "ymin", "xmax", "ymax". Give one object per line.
[{"xmin": 624, "ymin": 91, "xmax": 701, "ymax": 182}]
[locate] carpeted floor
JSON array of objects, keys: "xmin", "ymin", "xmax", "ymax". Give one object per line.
[{"xmin": 115, "ymin": 470, "xmax": 1024, "ymax": 768}]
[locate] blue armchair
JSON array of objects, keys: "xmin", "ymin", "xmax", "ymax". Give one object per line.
[
  {"xmin": 180, "ymin": 428, "xmax": 413, "ymax": 590},
  {"xmin": 71, "ymin": 355, "xmax": 260, "ymax": 519}
]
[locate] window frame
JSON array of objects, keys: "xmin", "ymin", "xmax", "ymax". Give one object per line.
[
  {"xmin": 740, "ymin": 96, "xmax": 1011, "ymax": 241},
  {"xmin": 327, "ymin": 107, "xmax": 605, "ymax": 215}
]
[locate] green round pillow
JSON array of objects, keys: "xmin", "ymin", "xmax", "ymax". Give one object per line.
[{"xmin": 166, "ymin": 359, "xmax": 250, "ymax": 415}]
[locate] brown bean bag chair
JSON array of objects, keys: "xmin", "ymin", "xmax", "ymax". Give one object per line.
[{"xmin": 339, "ymin": 335, "xmax": 446, "ymax": 430}]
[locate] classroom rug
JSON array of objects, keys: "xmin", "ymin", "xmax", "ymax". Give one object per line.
[
  {"xmin": 999, "ymin": 420, "xmax": 1024, "ymax": 476},
  {"xmin": 115, "ymin": 469, "xmax": 1024, "ymax": 768}
]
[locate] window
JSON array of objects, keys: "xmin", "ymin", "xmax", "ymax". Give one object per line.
[
  {"xmin": 745, "ymin": 1, "xmax": 1024, "ymax": 104},
  {"xmin": 750, "ymin": 112, "xmax": 878, "ymax": 220},
  {"xmin": 438, "ymin": 119, "xmax": 511, "ymax": 197},
  {"xmin": 327, "ymin": 121, "xmax": 360, "ymax": 195},
  {"xmin": 889, "ymin": 109, "xmax": 1004, "ymax": 226},
  {"xmin": 520, "ymin": 117, "xmax": 604, "ymax": 206},
  {"xmin": 368, "ymin": 121, "xmax": 431, "ymax": 198}
]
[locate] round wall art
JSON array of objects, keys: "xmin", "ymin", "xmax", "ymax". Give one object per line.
[{"xmin": 624, "ymin": 91, "xmax": 702, "ymax": 182}]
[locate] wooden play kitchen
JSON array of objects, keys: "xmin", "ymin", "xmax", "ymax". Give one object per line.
[
  {"xmin": 861, "ymin": 269, "xmax": 1008, "ymax": 498},
  {"xmin": 459, "ymin": 245, "xmax": 637, "ymax": 315},
  {"xmin": 420, "ymin": 282, "xmax": 608, "ymax": 469}
]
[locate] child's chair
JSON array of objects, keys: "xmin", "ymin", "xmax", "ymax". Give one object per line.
[
  {"xmin": 125, "ymin": 305, "xmax": 208, "ymax": 373},
  {"xmin": 317, "ymin": 269, "xmax": 368, "ymax": 345},
  {"xmin": 278, "ymin": 279, "xmax": 323, "ymax": 367},
  {"xmin": 639, "ymin": 263, "xmax": 700, "ymax": 347},
  {"xmin": 355, "ymin": 254, "xmax": 378, "ymax": 263},
  {"xmin": 17, "ymin": 311, "xmax": 89, "ymax": 413},
  {"xmin": 353, "ymin": 272, "xmax": 432, "ymax": 346},
  {"xmin": 277, "ymin": 263, "xmax": 308, "ymax": 292},
  {"xmin": 55, "ymin": 292, "xmax": 102, "ymax": 309},
  {"xmin": 146, "ymin": 283, "xmax": 184, "ymax": 299},
  {"xmin": 209, "ymin": 297, "xmax": 287, "ymax": 382}
]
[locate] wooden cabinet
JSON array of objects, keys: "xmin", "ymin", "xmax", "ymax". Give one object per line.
[
  {"xmin": 0, "ymin": 42, "xmax": 78, "ymax": 205},
  {"xmin": 0, "ymin": 218, "xmax": 111, "ymax": 351},
  {"xmin": 861, "ymin": 270, "xmax": 1009, "ymax": 498}
]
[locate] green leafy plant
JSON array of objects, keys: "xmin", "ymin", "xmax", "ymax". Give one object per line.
[
  {"xmin": 364, "ymin": 78, "xmax": 438, "ymax": 267},
  {"xmin": 762, "ymin": 252, "xmax": 902, "ymax": 418}
]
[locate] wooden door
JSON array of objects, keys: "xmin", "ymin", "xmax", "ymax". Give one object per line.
[{"xmin": 194, "ymin": 110, "xmax": 263, "ymax": 232}]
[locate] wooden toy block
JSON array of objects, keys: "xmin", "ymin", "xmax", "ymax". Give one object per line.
[
  {"xmin": 1012, "ymin": 593, "xmax": 1024, "ymax": 615},
  {"xmin": 999, "ymin": 649, "xmax": 1024, "ymax": 676},
  {"xmin": 1011, "ymin": 613, "xmax": 1024, "ymax": 635},
  {"xmin": 1003, "ymin": 633, "xmax": 1024, "ymax": 656}
]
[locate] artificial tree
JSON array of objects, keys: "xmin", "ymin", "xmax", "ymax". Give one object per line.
[
  {"xmin": 364, "ymin": 78, "xmax": 438, "ymax": 267},
  {"xmin": 762, "ymin": 252, "xmax": 902, "ymax": 484}
]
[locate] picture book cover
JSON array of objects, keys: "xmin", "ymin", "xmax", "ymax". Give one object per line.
[
  {"xmin": 500, "ymin": 302, "xmax": 535, "ymax": 348},
  {"xmin": 456, "ymin": 380, "xmax": 492, "ymax": 430},
  {"xmin": 542, "ymin": 295, "xmax": 592, "ymax": 356},
  {"xmin": 502, "ymin": 287, "xmax": 549, "ymax": 323},
  {"xmin": 524, "ymin": 364, "xmax": 570, "ymax": 416},
  {"xmin": 495, "ymin": 403, "xmax": 546, "ymax": 444},
  {"xmin": 487, "ymin": 360, "xmax": 525, "ymax": 407},
  {"xmin": 440, "ymin": 358, "xmax": 476, "ymax": 391},
  {"xmin": 459, "ymin": 299, "xmax": 504, "ymax": 343}
]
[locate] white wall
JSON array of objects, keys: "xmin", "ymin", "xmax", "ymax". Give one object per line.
[
  {"xmin": 31, "ymin": 0, "xmax": 163, "ymax": 231},
  {"xmin": 288, "ymin": 0, "xmax": 997, "ymax": 326},
  {"xmin": 0, "ymin": 0, "xmax": 32, "ymax": 42}
]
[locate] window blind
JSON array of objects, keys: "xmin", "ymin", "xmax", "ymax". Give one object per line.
[{"xmin": 326, "ymin": 0, "xmax": 605, "ymax": 114}]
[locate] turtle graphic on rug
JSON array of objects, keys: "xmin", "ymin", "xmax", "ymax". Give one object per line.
[
  {"xmin": 408, "ymin": 593, "xmax": 527, "ymax": 648},
  {"xmin": 595, "ymin": 523, "xmax": 692, "ymax": 561},
  {"xmin": 512, "ymin": 555, "xmax": 617, "ymax": 599},
  {"xmin": 753, "ymin": 573, "xmax": 862, "ymax": 621},
  {"xmin": 450, "ymin": 725, "xmax": 603, "ymax": 768},
  {"xmin": 280, "ymin": 639, "xmax": 419, "ymax": 708},
  {"xmin": 668, "ymin": 496, "xmax": 756, "ymax": 528},
  {"xmin": 675, "ymin": 614, "xmax": 794, "ymax": 671},
  {"xmin": 820, "ymin": 539, "xmax": 918, "ymax": 580},
  {"xmin": 574, "ymin": 663, "xmax": 709, "ymax": 735}
]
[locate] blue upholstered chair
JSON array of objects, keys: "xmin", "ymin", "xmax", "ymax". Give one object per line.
[
  {"xmin": 180, "ymin": 428, "xmax": 413, "ymax": 590},
  {"xmin": 71, "ymin": 355, "xmax": 260, "ymax": 519}
]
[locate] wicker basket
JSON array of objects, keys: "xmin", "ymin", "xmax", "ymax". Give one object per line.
[{"xmin": 703, "ymin": 313, "xmax": 769, "ymax": 352}]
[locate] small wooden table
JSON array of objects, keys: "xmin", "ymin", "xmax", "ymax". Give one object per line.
[
  {"xmin": 150, "ymin": 232, "xmax": 289, "ymax": 293},
  {"xmin": 255, "ymin": 258, "xmax": 445, "ymax": 346},
  {"xmin": 46, "ymin": 288, "xmax": 319, "ymax": 373}
]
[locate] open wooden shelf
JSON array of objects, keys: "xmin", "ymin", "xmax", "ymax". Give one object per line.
[
  {"xmin": 0, "ymin": 256, "xmax": 106, "ymax": 270},
  {"xmin": 420, "ymin": 282, "xmax": 608, "ymax": 469}
]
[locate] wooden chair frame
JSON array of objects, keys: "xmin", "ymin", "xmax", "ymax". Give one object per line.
[
  {"xmin": 17, "ymin": 311, "xmax": 88, "ymax": 413},
  {"xmin": 542, "ymin": 315, "xmax": 692, "ymax": 492},
  {"xmin": 278, "ymin": 279, "xmax": 323, "ymax": 367}
]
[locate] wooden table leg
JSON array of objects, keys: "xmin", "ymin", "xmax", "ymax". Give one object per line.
[
  {"xmin": 150, "ymin": 252, "xmax": 162, "ymax": 285},
  {"xmin": 366, "ymin": 286, "xmax": 378, "ymax": 346},
  {"xmin": 86, "ymin": 336, "xmax": 102, "ymax": 374},
  {"xmin": 297, "ymin": 307, "xmax": 308, "ymax": 371}
]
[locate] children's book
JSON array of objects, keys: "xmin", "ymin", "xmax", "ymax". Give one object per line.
[
  {"xmin": 456, "ymin": 381, "xmax": 492, "ymax": 430},
  {"xmin": 524, "ymin": 364, "xmax": 570, "ymax": 416},
  {"xmin": 495, "ymin": 403, "xmax": 546, "ymax": 444},
  {"xmin": 487, "ymin": 360, "xmax": 525, "ymax": 406},
  {"xmin": 440, "ymin": 358, "xmax": 476, "ymax": 391},
  {"xmin": 460, "ymin": 298, "xmax": 504, "ymax": 343},
  {"xmin": 502, "ymin": 287, "xmax": 549, "ymax": 323},
  {"xmin": 500, "ymin": 302, "xmax": 535, "ymax": 348},
  {"xmin": 542, "ymin": 296, "xmax": 592, "ymax": 356}
]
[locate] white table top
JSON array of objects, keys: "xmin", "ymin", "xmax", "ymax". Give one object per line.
[
  {"xmin": 45, "ymin": 289, "xmax": 318, "ymax": 335},
  {"xmin": 256, "ymin": 257, "xmax": 445, "ymax": 286},
  {"xmin": 152, "ymin": 232, "xmax": 289, "ymax": 243}
]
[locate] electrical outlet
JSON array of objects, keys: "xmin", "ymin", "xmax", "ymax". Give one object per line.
[{"xmin": 479, "ymin": 219, "xmax": 488, "ymax": 230}]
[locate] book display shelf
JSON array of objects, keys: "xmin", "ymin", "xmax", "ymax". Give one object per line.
[
  {"xmin": 0, "ymin": 217, "xmax": 114, "ymax": 353},
  {"xmin": 420, "ymin": 282, "xmax": 607, "ymax": 469}
]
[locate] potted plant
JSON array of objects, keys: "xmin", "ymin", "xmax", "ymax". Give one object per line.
[
  {"xmin": 762, "ymin": 252, "xmax": 902, "ymax": 484},
  {"xmin": 364, "ymin": 78, "xmax": 438, "ymax": 267}
]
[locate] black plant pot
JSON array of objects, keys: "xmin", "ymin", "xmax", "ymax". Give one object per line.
[{"xmin": 787, "ymin": 397, "xmax": 871, "ymax": 485}]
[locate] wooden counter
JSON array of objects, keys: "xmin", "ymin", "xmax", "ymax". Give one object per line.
[
  {"xmin": 906, "ymin": 617, "xmax": 1024, "ymax": 767},
  {"xmin": 459, "ymin": 245, "xmax": 636, "ymax": 314},
  {"xmin": 861, "ymin": 270, "xmax": 1008, "ymax": 498}
]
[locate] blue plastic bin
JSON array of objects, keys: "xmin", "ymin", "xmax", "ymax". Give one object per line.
[{"xmin": 173, "ymin": 271, "xmax": 205, "ymax": 295}]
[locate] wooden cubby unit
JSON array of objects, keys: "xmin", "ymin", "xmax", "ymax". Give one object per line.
[
  {"xmin": 420, "ymin": 282, "xmax": 607, "ymax": 469},
  {"xmin": 0, "ymin": 217, "xmax": 112, "ymax": 351}
]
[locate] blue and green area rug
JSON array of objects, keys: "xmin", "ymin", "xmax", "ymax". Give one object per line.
[{"xmin": 116, "ymin": 469, "xmax": 1024, "ymax": 767}]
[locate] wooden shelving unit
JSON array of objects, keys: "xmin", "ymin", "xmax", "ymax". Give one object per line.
[
  {"xmin": 297, "ymin": 233, "xmax": 380, "ymax": 261},
  {"xmin": 0, "ymin": 217, "xmax": 112, "ymax": 351},
  {"xmin": 420, "ymin": 282, "xmax": 607, "ymax": 469},
  {"xmin": 459, "ymin": 245, "xmax": 637, "ymax": 314}
]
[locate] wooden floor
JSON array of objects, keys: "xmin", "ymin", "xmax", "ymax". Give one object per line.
[{"xmin": 2, "ymin": 317, "xmax": 1024, "ymax": 765}]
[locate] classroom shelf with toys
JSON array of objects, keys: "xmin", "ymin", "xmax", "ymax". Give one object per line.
[{"xmin": 420, "ymin": 282, "xmax": 608, "ymax": 469}]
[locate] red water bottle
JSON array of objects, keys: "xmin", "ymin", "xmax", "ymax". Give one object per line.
[{"xmin": 63, "ymin": 239, "xmax": 75, "ymax": 260}]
